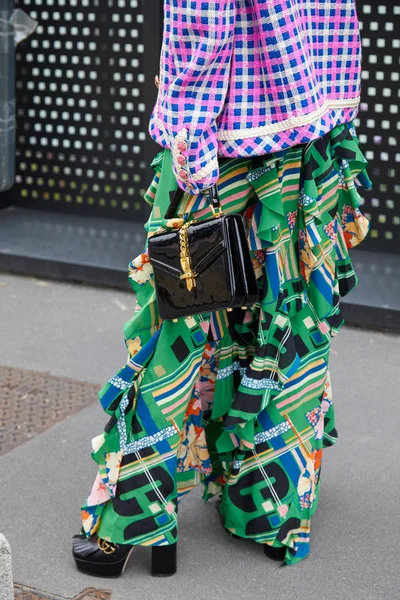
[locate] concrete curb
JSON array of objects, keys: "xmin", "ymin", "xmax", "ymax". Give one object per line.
[{"xmin": 0, "ymin": 534, "xmax": 13, "ymax": 600}]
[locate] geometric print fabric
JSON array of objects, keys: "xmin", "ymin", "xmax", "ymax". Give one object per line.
[{"xmin": 80, "ymin": 122, "xmax": 370, "ymax": 565}]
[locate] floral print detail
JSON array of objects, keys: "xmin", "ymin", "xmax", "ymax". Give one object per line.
[
  {"xmin": 251, "ymin": 249, "xmax": 266, "ymax": 265},
  {"xmin": 297, "ymin": 449, "xmax": 323, "ymax": 510},
  {"xmin": 298, "ymin": 229, "xmax": 315, "ymax": 283},
  {"xmin": 254, "ymin": 421, "xmax": 291, "ymax": 444},
  {"xmin": 286, "ymin": 210, "xmax": 297, "ymax": 233},
  {"xmin": 125, "ymin": 427, "xmax": 177, "ymax": 455},
  {"xmin": 91, "ymin": 432, "xmax": 106, "ymax": 453},
  {"xmin": 250, "ymin": 248, "xmax": 266, "ymax": 277},
  {"xmin": 241, "ymin": 375, "xmax": 283, "ymax": 391},
  {"xmin": 323, "ymin": 218, "xmax": 338, "ymax": 244},
  {"xmin": 306, "ymin": 406, "xmax": 323, "ymax": 440},
  {"xmin": 177, "ymin": 392, "xmax": 212, "ymax": 475},
  {"xmin": 246, "ymin": 164, "xmax": 274, "ymax": 182},
  {"xmin": 108, "ymin": 375, "xmax": 131, "ymax": 391},
  {"xmin": 86, "ymin": 473, "xmax": 110, "ymax": 507},
  {"xmin": 81, "ymin": 508, "xmax": 100, "ymax": 537},
  {"xmin": 104, "ymin": 451, "xmax": 124, "ymax": 494},
  {"xmin": 177, "ymin": 419, "xmax": 212, "ymax": 475},
  {"xmin": 177, "ymin": 342, "xmax": 218, "ymax": 475},
  {"xmin": 82, "ymin": 449, "xmax": 124, "ymax": 536},
  {"xmin": 217, "ymin": 361, "xmax": 247, "ymax": 381},
  {"xmin": 341, "ymin": 205, "xmax": 370, "ymax": 249},
  {"xmin": 307, "ymin": 407, "xmax": 321, "ymax": 427},
  {"xmin": 349, "ymin": 126, "xmax": 357, "ymax": 138},
  {"xmin": 322, "ymin": 373, "xmax": 333, "ymax": 415},
  {"xmin": 196, "ymin": 344, "xmax": 219, "ymax": 411},
  {"xmin": 338, "ymin": 163, "xmax": 347, "ymax": 187},
  {"xmin": 128, "ymin": 252, "xmax": 153, "ymax": 285},
  {"xmin": 298, "ymin": 189, "xmax": 314, "ymax": 207},
  {"xmin": 126, "ymin": 336, "xmax": 142, "ymax": 357}
]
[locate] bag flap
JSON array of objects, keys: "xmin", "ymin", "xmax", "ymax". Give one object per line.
[
  {"xmin": 191, "ymin": 238, "xmax": 227, "ymax": 276},
  {"xmin": 149, "ymin": 256, "xmax": 182, "ymax": 279},
  {"xmin": 149, "ymin": 217, "xmax": 228, "ymax": 279}
]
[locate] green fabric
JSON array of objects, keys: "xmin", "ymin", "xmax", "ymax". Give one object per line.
[{"xmin": 80, "ymin": 123, "xmax": 370, "ymax": 565}]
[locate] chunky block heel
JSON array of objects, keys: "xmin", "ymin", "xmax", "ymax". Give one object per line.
[
  {"xmin": 151, "ymin": 543, "xmax": 177, "ymax": 577},
  {"xmin": 74, "ymin": 552, "xmax": 134, "ymax": 578}
]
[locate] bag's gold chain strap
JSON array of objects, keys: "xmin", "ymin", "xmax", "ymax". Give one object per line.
[
  {"xmin": 179, "ymin": 220, "xmax": 198, "ymax": 292},
  {"xmin": 177, "ymin": 201, "xmax": 225, "ymax": 293}
]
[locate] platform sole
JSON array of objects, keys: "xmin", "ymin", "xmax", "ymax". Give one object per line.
[{"xmin": 74, "ymin": 546, "xmax": 135, "ymax": 578}]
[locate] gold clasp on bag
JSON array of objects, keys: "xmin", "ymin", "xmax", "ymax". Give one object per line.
[
  {"xmin": 208, "ymin": 185, "xmax": 223, "ymax": 218},
  {"xmin": 210, "ymin": 203, "xmax": 223, "ymax": 218}
]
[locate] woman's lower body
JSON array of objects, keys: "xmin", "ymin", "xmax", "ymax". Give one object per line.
[{"xmin": 77, "ymin": 122, "xmax": 371, "ymax": 569}]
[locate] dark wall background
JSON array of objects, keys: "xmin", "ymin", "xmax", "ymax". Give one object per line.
[
  {"xmin": 5, "ymin": 0, "xmax": 162, "ymax": 221},
  {"xmin": 4, "ymin": 0, "xmax": 400, "ymax": 253},
  {"xmin": 355, "ymin": 2, "xmax": 400, "ymax": 252}
]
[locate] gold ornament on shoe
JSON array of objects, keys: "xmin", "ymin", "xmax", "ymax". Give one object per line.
[{"xmin": 97, "ymin": 538, "xmax": 117, "ymax": 555}]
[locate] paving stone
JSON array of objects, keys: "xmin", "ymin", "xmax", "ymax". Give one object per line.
[
  {"xmin": 13, "ymin": 586, "xmax": 111, "ymax": 600},
  {"xmin": 0, "ymin": 365, "xmax": 99, "ymax": 456}
]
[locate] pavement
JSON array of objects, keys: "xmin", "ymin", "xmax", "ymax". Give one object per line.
[{"xmin": 0, "ymin": 272, "xmax": 400, "ymax": 600}]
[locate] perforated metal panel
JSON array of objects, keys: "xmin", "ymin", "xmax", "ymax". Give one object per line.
[
  {"xmin": 356, "ymin": 3, "xmax": 400, "ymax": 252},
  {"xmin": 6, "ymin": 1, "xmax": 400, "ymax": 253},
  {"xmin": 11, "ymin": 0, "xmax": 160, "ymax": 219}
]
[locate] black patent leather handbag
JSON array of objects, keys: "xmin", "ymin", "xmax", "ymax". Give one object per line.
[{"xmin": 147, "ymin": 185, "xmax": 259, "ymax": 321}]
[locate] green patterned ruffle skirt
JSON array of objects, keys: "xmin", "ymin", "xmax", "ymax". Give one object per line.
[{"xmin": 80, "ymin": 122, "xmax": 371, "ymax": 565}]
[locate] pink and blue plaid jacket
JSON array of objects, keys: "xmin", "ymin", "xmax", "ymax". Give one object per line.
[{"xmin": 150, "ymin": 0, "xmax": 362, "ymax": 194}]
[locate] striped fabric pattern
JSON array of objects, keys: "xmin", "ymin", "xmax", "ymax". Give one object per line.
[{"xmin": 150, "ymin": 0, "xmax": 362, "ymax": 194}]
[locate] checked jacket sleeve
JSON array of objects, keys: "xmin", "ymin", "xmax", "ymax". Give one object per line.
[{"xmin": 149, "ymin": 0, "xmax": 236, "ymax": 194}]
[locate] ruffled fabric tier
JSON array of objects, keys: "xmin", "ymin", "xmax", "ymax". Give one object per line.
[
  {"xmin": 213, "ymin": 123, "xmax": 371, "ymax": 452},
  {"xmin": 80, "ymin": 122, "xmax": 370, "ymax": 565}
]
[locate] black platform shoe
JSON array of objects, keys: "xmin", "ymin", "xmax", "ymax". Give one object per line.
[
  {"xmin": 72, "ymin": 534, "xmax": 134, "ymax": 578},
  {"xmin": 263, "ymin": 543, "xmax": 286, "ymax": 562},
  {"xmin": 72, "ymin": 534, "xmax": 177, "ymax": 578}
]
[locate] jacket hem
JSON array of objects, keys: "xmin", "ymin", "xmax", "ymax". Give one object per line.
[
  {"xmin": 150, "ymin": 98, "xmax": 360, "ymax": 160},
  {"xmin": 217, "ymin": 97, "xmax": 360, "ymax": 141}
]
